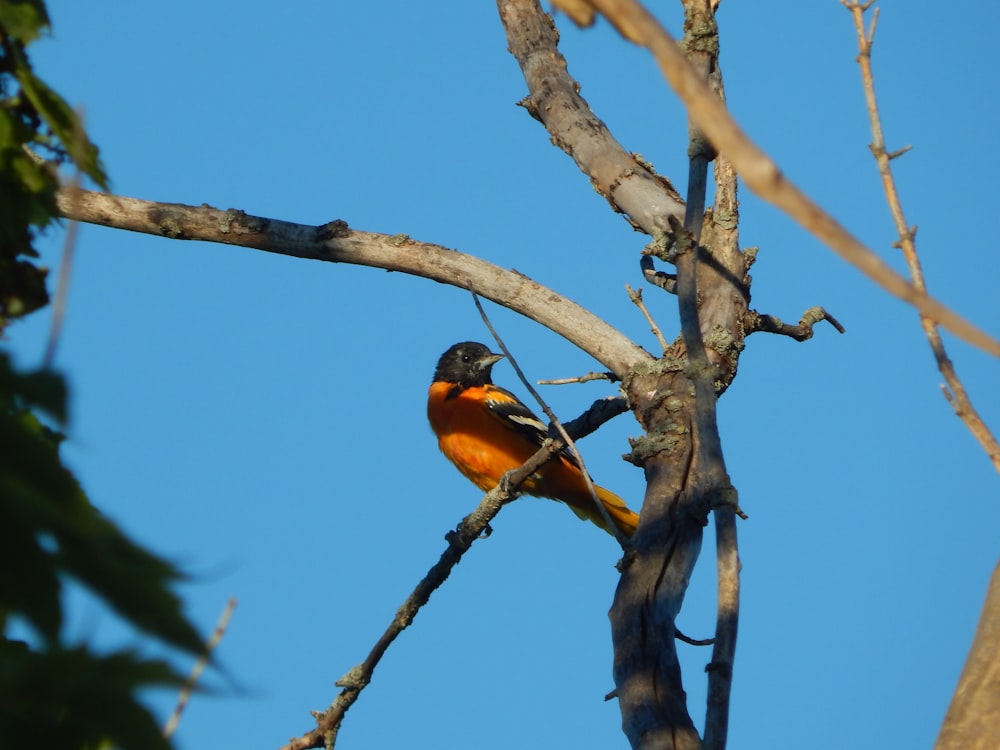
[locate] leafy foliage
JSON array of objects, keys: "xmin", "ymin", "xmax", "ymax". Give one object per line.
[
  {"xmin": 0, "ymin": 0, "xmax": 105, "ymax": 326},
  {"xmin": 1, "ymin": 5, "xmax": 205, "ymax": 749}
]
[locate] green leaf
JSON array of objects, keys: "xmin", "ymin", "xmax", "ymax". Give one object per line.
[
  {"xmin": 0, "ymin": 353, "xmax": 68, "ymax": 422},
  {"xmin": 15, "ymin": 70, "xmax": 107, "ymax": 189},
  {"xmin": 0, "ymin": 355, "xmax": 202, "ymax": 654},
  {"xmin": 0, "ymin": 642, "xmax": 184, "ymax": 750},
  {"xmin": 0, "ymin": 0, "xmax": 50, "ymax": 45},
  {"xmin": 0, "ymin": 498, "xmax": 61, "ymax": 641},
  {"xmin": 55, "ymin": 510, "xmax": 206, "ymax": 655}
]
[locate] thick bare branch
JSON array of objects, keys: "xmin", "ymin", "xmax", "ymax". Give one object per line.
[
  {"xmin": 54, "ymin": 187, "xmax": 651, "ymax": 379},
  {"xmin": 497, "ymin": 0, "xmax": 686, "ymax": 234}
]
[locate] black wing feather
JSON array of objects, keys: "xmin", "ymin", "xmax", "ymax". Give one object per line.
[{"xmin": 484, "ymin": 386, "xmax": 581, "ymax": 468}]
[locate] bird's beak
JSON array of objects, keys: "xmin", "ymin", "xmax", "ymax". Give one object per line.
[{"xmin": 477, "ymin": 352, "xmax": 504, "ymax": 370}]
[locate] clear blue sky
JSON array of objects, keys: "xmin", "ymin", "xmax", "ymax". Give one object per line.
[{"xmin": 11, "ymin": 1, "xmax": 999, "ymax": 748}]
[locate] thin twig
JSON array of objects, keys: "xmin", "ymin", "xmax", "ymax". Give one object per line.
[
  {"xmin": 472, "ymin": 293, "xmax": 631, "ymax": 548},
  {"xmin": 626, "ymin": 284, "xmax": 670, "ymax": 351},
  {"xmin": 842, "ymin": 0, "xmax": 1000, "ymax": 474},
  {"xmin": 676, "ymin": 628, "xmax": 715, "ymax": 647},
  {"xmin": 163, "ymin": 597, "xmax": 237, "ymax": 739},
  {"xmin": 43, "ymin": 111, "xmax": 87, "ymax": 368},
  {"xmin": 537, "ymin": 371, "xmax": 615, "ymax": 385}
]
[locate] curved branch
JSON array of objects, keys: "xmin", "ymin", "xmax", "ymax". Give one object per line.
[{"xmin": 54, "ymin": 187, "xmax": 652, "ymax": 378}]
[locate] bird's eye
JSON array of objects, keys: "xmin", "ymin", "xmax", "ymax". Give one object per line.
[{"xmin": 462, "ymin": 354, "xmax": 471, "ymax": 363}]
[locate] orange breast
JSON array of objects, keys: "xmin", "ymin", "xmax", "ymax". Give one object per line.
[
  {"xmin": 427, "ymin": 382, "xmax": 540, "ymax": 491},
  {"xmin": 427, "ymin": 381, "xmax": 638, "ymax": 536}
]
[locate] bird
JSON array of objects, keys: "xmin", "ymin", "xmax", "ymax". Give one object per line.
[{"xmin": 427, "ymin": 341, "xmax": 639, "ymax": 538}]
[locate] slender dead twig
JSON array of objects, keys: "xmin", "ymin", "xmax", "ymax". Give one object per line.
[
  {"xmin": 676, "ymin": 628, "xmax": 715, "ymax": 647},
  {"xmin": 842, "ymin": 0, "xmax": 1000, "ymax": 475},
  {"xmin": 43, "ymin": 112, "xmax": 88, "ymax": 368},
  {"xmin": 43, "ymin": 201, "xmax": 79, "ymax": 368},
  {"xmin": 538, "ymin": 371, "xmax": 615, "ymax": 385},
  {"xmin": 472, "ymin": 293, "xmax": 631, "ymax": 548},
  {"xmin": 626, "ymin": 284, "xmax": 670, "ymax": 352},
  {"xmin": 163, "ymin": 597, "xmax": 236, "ymax": 739}
]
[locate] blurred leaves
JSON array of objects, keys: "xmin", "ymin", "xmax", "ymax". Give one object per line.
[
  {"xmin": 1, "ymin": 6, "xmax": 204, "ymax": 750},
  {"xmin": 0, "ymin": 3, "xmax": 106, "ymax": 327},
  {"xmin": 0, "ymin": 641, "xmax": 184, "ymax": 750}
]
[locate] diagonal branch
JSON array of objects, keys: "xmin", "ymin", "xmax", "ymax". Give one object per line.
[
  {"xmin": 497, "ymin": 0, "xmax": 686, "ymax": 234},
  {"xmin": 54, "ymin": 186, "xmax": 651, "ymax": 379},
  {"xmin": 555, "ymin": 0, "xmax": 1000, "ymax": 359},
  {"xmin": 842, "ymin": 0, "xmax": 1000, "ymax": 475},
  {"xmin": 279, "ymin": 398, "xmax": 629, "ymax": 750}
]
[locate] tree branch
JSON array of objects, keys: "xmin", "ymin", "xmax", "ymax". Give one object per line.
[
  {"xmin": 497, "ymin": 0, "xmax": 686, "ymax": 235},
  {"xmin": 557, "ymin": 0, "xmax": 1000, "ymax": 359},
  {"xmin": 841, "ymin": 0, "xmax": 1000, "ymax": 475},
  {"xmin": 744, "ymin": 307, "xmax": 846, "ymax": 341},
  {"xmin": 673, "ymin": 5, "xmax": 739, "ymax": 747},
  {"xmin": 280, "ymin": 398, "xmax": 629, "ymax": 750},
  {"xmin": 54, "ymin": 187, "xmax": 651, "ymax": 379}
]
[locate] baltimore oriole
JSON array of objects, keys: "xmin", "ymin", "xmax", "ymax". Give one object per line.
[{"xmin": 427, "ymin": 341, "xmax": 638, "ymax": 537}]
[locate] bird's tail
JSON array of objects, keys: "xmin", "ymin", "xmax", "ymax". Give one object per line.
[{"xmin": 566, "ymin": 484, "xmax": 639, "ymax": 538}]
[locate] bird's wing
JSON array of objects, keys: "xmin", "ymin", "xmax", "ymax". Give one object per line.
[{"xmin": 483, "ymin": 385, "xmax": 580, "ymax": 467}]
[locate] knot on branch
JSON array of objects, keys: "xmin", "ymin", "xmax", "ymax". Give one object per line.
[
  {"xmin": 708, "ymin": 486, "xmax": 748, "ymax": 520},
  {"xmin": 704, "ymin": 660, "xmax": 733, "ymax": 679},
  {"xmin": 623, "ymin": 431, "xmax": 684, "ymax": 466},
  {"xmin": 334, "ymin": 665, "xmax": 369, "ymax": 691},
  {"xmin": 213, "ymin": 208, "xmax": 266, "ymax": 236},
  {"xmin": 317, "ymin": 219, "xmax": 351, "ymax": 241},
  {"xmin": 642, "ymin": 218, "xmax": 697, "ymax": 265}
]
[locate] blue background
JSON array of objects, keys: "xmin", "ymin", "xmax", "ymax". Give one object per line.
[{"xmin": 9, "ymin": 2, "xmax": 999, "ymax": 748}]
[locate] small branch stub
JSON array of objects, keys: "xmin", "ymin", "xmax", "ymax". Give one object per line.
[{"xmin": 745, "ymin": 306, "xmax": 846, "ymax": 341}]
